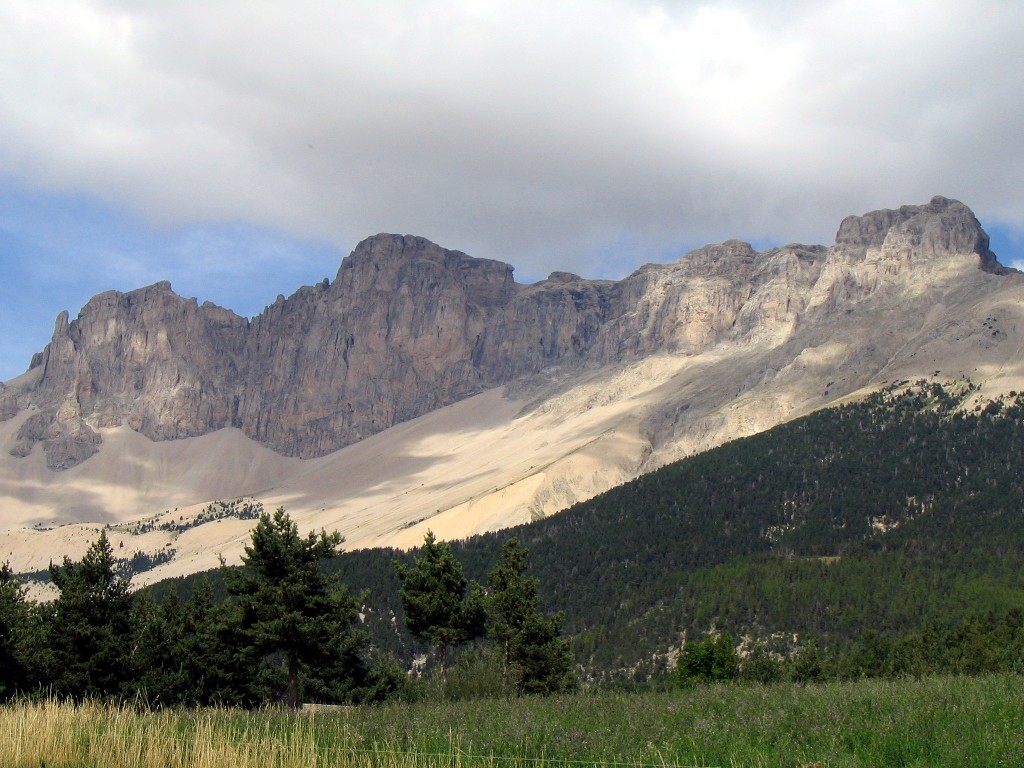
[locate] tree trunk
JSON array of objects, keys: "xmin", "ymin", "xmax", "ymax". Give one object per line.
[{"xmin": 287, "ymin": 653, "xmax": 299, "ymax": 709}]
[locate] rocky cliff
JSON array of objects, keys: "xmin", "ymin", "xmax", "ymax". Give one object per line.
[{"xmin": 2, "ymin": 196, "xmax": 1012, "ymax": 470}]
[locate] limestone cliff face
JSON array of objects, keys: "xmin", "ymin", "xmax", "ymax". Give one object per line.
[
  {"xmin": 3, "ymin": 196, "xmax": 1011, "ymax": 469},
  {"xmin": 238, "ymin": 235, "xmax": 520, "ymax": 456},
  {"xmin": 834, "ymin": 195, "xmax": 997, "ymax": 267},
  {"xmin": 34, "ymin": 283, "xmax": 249, "ymax": 433},
  {"xmin": 15, "ymin": 283, "xmax": 249, "ymax": 468}
]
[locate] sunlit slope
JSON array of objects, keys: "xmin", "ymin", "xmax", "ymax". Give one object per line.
[{"xmin": 2, "ymin": 248, "xmax": 1024, "ymax": 586}]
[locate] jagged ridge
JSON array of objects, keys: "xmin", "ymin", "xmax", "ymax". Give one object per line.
[{"xmin": 0, "ymin": 196, "xmax": 1011, "ymax": 470}]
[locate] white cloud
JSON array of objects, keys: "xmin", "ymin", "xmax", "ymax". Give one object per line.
[{"xmin": 2, "ymin": 0, "xmax": 1024, "ymax": 279}]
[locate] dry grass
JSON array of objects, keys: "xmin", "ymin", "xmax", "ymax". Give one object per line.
[
  {"xmin": 1, "ymin": 700, "xmax": 324, "ymax": 768},
  {"xmin": 0, "ymin": 699, "xmax": 524, "ymax": 768},
  {"xmin": 6, "ymin": 674, "xmax": 1024, "ymax": 767}
]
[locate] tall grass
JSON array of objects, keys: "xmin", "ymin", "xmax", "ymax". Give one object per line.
[
  {"xmin": 1, "ymin": 701, "xmax": 334, "ymax": 768},
  {"xmin": 5, "ymin": 674, "xmax": 1023, "ymax": 767}
]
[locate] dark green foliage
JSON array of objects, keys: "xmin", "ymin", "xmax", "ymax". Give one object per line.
[
  {"xmin": 128, "ymin": 590, "xmax": 190, "ymax": 704},
  {"xmin": 355, "ymin": 655, "xmax": 411, "ymax": 703},
  {"xmin": 790, "ymin": 639, "xmax": 826, "ymax": 683},
  {"xmin": 125, "ymin": 498, "xmax": 264, "ymax": 536},
  {"xmin": 675, "ymin": 633, "xmax": 739, "ymax": 687},
  {"xmin": 460, "ymin": 381, "xmax": 1024, "ymax": 677},
  {"xmin": 0, "ymin": 562, "xmax": 33, "ymax": 698},
  {"xmin": 125, "ymin": 579, "xmax": 258, "ymax": 707},
  {"xmin": 392, "ymin": 534, "xmax": 574, "ymax": 694},
  {"xmin": 395, "ymin": 531, "xmax": 484, "ymax": 675},
  {"xmin": 439, "ymin": 646, "xmax": 517, "ymax": 701},
  {"xmin": 224, "ymin": 507, "xmax": 369, "ymax": 708},
  {"xmin": 44, "ymin": 530, "xmax": 133, "ymax": 699},
  {"xmin": 12, "ymin": 378, "xmax": 1024, "ymax": 701},
  {"xmin": 738, "ymin": 643, "xmax": 785, "ymax": 684},
  {"xmin": 162, "ymin": 380, "xmax": 1024, "ymax": 685},
  {"xmin": 486, "ymin": 539, "xmax": 574, "ymax": 694}
]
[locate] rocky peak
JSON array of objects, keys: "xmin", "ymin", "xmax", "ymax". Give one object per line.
[
  {"xmin": 335, "ymin": 233, "xmax": 516, "ymax": 306},
  {"xmin": 0, "ymin": 382, "xmax": 16, "ymax": 422},
  {"xmin": 682, "ymin": 239, "xmax": 758, "ymax": 268},
  {"xmin": 3, "ymin": 199, "xmax": 1014, "ymax": 470},
  {"xmin": 544, "ymin": 271, "xmax": 584, "ymax": 284},
  {"xmin": 834, "ymin": 196, "xmax": 1007, "ymax": 272}
]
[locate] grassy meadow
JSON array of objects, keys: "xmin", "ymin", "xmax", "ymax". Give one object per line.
[{"xmin": 4, "ymin": 673, "xmax": 1023, "ymax": 768}]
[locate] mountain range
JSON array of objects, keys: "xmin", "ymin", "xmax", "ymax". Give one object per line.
[{"xmin": 2, "ymin": 195, "xmax": 1022, "ymax": 587}]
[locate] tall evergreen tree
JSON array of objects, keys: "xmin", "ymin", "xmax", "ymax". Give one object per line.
[
  {"xmin": 128, "ymin": 591, "xmax": 190, "ymax": 706},
  {"xmin": 486, "ymin": 538, "xmax": 574, "ymax": 694},
  {"xmin": 137, "ymin": 578, "xmax": 262, "ymax": 707},
  {"xmin": 45, "ymin": 530, "xmax": 133, "ymax": 699},
  {"xmin": 183, "ymin": 579, "xmax": 260, "ymax": 706},
  {"xmin": 224, "ymin": 507, "xmax": 367, "ymax": 709},
  {"xmin": 395, "ymin": 531, "xmax": 484, "ymax": 676},
  {"xmin": 0, "ymin": 562, "xmax": 32, "ymax": 699}
]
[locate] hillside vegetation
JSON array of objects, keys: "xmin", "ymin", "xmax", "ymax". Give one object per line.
[
  {"xmin": 144, "ymin": 379, "xmax": 1024, "ymax": 684},
  {"xmin": 6, "ymin": 377, "xmax": 1024, "ymax": 708}
]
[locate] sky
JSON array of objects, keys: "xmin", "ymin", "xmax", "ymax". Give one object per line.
[{"xmin": 2, "ymin": 0, "xmax": 1024, "ymax": 381}]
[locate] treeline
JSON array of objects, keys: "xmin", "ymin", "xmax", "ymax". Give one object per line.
[
  {"xmin": 0, "ymin": 522, "xmax": 396, "ymax": 707},
  {"xmin": 315, "ymin": 379, "xmax": 1024, "ymax": 680},
  {"xmin": 0, "ymin": 510, "xmax": 572, "ymax": 707},
  {"xmin": 485, "ymin": 380, "xmax": 1024, "ymax": 677},
  {"xmin": 8, "ymin": 379, "xmax": 1024, "ymax": 697},
  {"xmin": 673, "ymin": 608, "xmax": 1024, "ymax": 689},
  {"xmin": 295, "ymin": 379, "xmax": 1024, "ymax": 681}
]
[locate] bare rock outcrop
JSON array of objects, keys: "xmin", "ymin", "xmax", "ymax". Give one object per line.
[
  {"xmin": 238, "ymin": 235, "xmax": 522, "ymax": 455},
  {"xmin": 0, "ymin": 383, "xmax": 19, "ymax": 422},
  {"xmin": 3, "ymin": 196, "xmax": 1012, "ymax": 469},
  {"xmin": 835, "ymin": 195, "xmax": 1005, "ymax": 272},
  {"xmin": 33, "ymin": 284, "xmax": 250, "ymax": 433},
  {"xmin": 8, "ymin": 408, "xmax": 101, "ymax": 470}
]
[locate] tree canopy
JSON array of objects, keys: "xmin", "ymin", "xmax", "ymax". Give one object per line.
[
  {"xmin": 45, "ymin": 530, "xmax": 133, "ymax": 700},
  {"xmin": 395, "ymin": 531, "xmax": 484, "ymax": 675},
  {"xmin": 224, "ymin": 507, "xmax": 368, "ymax": 708},
  {"xmin": 0, "ymin": 562, "xmax": 32, "ymax": 699},
  {"xmin": 486, "ymin": 538, "xmax": 574, "ymax": 694}
]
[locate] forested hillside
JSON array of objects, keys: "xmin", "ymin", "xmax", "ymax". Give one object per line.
[{"xmin": 154, "ymin": 379, "xmax": 1024, "ymax": 682}]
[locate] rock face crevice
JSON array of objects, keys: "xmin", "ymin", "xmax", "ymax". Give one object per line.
[{"xmin": 3, "ymin": 197, "xmax": 1013, "ymax": 469}]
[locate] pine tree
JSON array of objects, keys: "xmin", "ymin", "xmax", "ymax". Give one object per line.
[
  {"xmin": 128, "ymin": 591, "xmax": 190, "ymax": 706},
  {"xmin": 0, "ymin": 562, "xmax": 32, "ymax": 699},
  {"xmin": 224, "ymin": 507, "xmax": 366, "ymax": 709},
  {"xmin": 486, "ymin": 538, "xmax": 574, "ymax": 694},
  {"xmin": 395, "ymin": 531, "xmax": 484, "ymax": 676},
  {"xmin": 183, "ymin": 579, "xmax": 258, "ymax": 706},
  {"xmin": 45, "ymin": 530, "xmax": 133, "ymax": 699}
]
